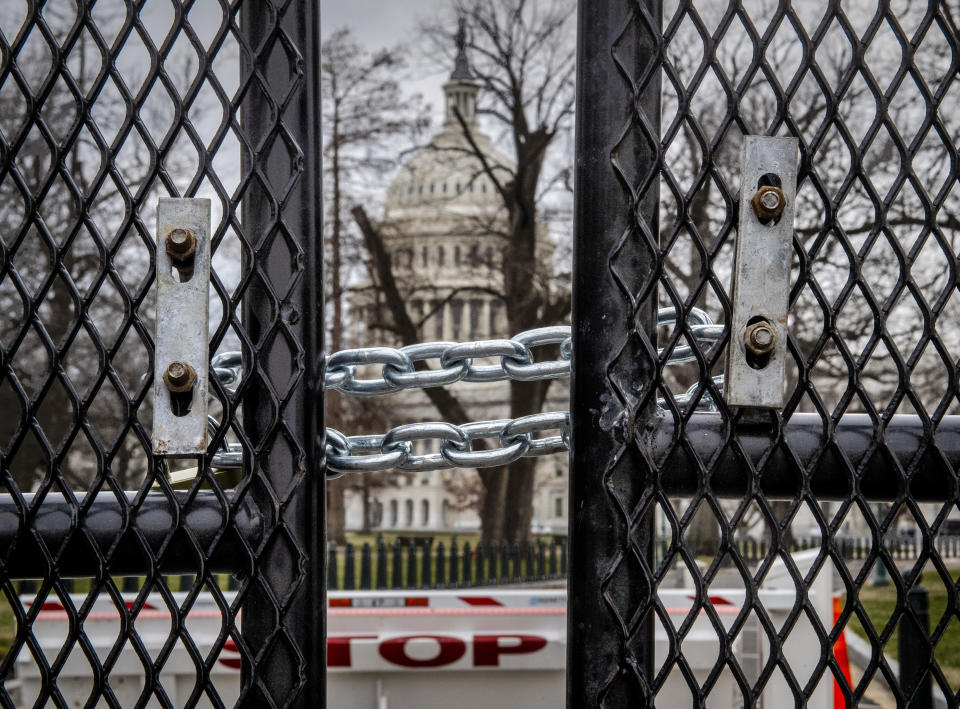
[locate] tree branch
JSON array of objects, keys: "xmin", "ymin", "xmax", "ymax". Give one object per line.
[{"xmin": 352, "ymin": 205, "xmax": 475, "ymax": 427}]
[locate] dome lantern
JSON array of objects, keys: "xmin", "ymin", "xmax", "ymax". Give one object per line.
[{"xmin": 443, "ymin": 17, "xmax": 479, "ymax": 129}]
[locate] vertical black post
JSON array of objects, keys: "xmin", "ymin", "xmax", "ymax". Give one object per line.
[
  {"xmin": 421, "ymin": 541, "xmax": 433, "ymax": 588},
  {"xmin": 344, "ymin": 544, "xmax": 355, "ymax": 591},
  {"xmin": 436, "ymin": 542, "xmax": 446, "ymax": 588},
  {"xmin": 377, "ymin": 539, "xmax": 388, "ymax": 590},
  {"xmin": 475, "ymin": 543, "xmax": 485, "ymax": 585},
  {"xmin": 327, "ymin": 544, "xmax": 338, "ymax": 590},
  {"xmin": 899, "ymin": 586, "xmax": 933, "ymax": 709},
  {"xmin": 239, "ymin": 1, "xmax": 324, "ymax": 705},
  {"xmin": 450, "ymin": 538, "xmax": 459, "ymax": 587},
  {"xmin": 392, "ymin": 543, "xmax": 402, "ymax": 589},
  {"xmin": 406, "ymin": 543, "xmax": 417, "ymax": 589},
  {"xmin": 360, "ymin": 543, "xmax": 372, "ymax": 590},
  {"xmin": 569, "ymin": 0, "xmax": 662, "ymax": 705}
]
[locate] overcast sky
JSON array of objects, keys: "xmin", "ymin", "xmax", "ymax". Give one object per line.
[{"xmin": 321, "ymin": 0, "xmax": 453, "ymax": 125}]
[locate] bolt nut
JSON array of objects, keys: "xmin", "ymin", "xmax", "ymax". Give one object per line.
[
  {"xmin": 165, "ymin": 228, "xmax": 196, "ymax": 264},
  {"xmin": 751, "ymin": 186, "xmax": 786, "ymax": 222},
  {"xmin": 744, "ymin": 321, "xmax": 777, "ymax": 356},
  {"xmin": 163, "ymin": 361, "xmax": 197, "ymax": 393}
]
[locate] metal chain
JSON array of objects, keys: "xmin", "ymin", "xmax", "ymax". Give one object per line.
[
  {"xmin": 209, "ymin": 412, "xmax": 569, "ymax": 476},
  {"xmin": 324, "ymin": 308, "xmax": 722, "ymax": 396},
  {"xmin": 208, "ymin": 308, "xmax": 722, "ymax": 473},
  {"xmin": 325, "ymin": 326, "xmax": 571, "ymax": 395},
  {"xmin": 324, "ymin": 411, "xmax": 569, "ymax": 477}
]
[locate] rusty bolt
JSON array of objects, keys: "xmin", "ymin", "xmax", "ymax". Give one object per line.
[
  {"xmin": 163, "ymin": 361, "xmax": 196, "ymax": 393},
  {"xmin": 744, "ymin": 321, "xmax": 777, "ymax": 357},
  {"xmin": 165, "ymin": 228, "xmax": 196, "ymax": 263},
  {"xmin": 751, "ymin": 186, "xmax": 786, "ymax": 222}
]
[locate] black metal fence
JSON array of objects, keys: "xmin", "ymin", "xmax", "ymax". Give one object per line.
[
  {"xmin": 718, "ymin": 536, "xmax": 960, "ymax": 565},
  {"xmin": 571, "ymin": 0, "xmax": 960, "ymax": 707},
  {"xmin": 326, "ymin": 538, "xmax": 569, "ymax": 591},
  {"xmin": 0, "ymin": 1, "xmax": 323, "ymax": 707},
  {"xmin": 1, "ymin": 0, "xmax": 959, "ymax": 707}
]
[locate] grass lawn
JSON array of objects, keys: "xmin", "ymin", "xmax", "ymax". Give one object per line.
[
  {"xmin": 844, "ymin": 569, "xmax": 960, "ymax": 689},
  {"xmin": 0, "ymin": 600, "xmax": 13, "ymax": 661}
]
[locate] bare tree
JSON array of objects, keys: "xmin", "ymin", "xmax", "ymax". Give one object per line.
[
  {"xmin": 353, "ymin": 0, "xmax": 575, "ymax": 543},
  {"xmin": 321, "ymin": 28, "xmax": 429, "ymax": 541},
  {"xmin": 0, "ymin": 8, "xmax": 148, "ymax": 492}
]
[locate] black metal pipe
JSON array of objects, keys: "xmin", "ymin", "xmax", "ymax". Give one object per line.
[
  {"xmin": 0, "ymin": 492, "xmax": 261, "ymax": 577},
  {"xmin": 652, "ymin": 413, "xmax": 960, "ymax": 501},
  {"xmin": 569, "ymin": 0, "xmax": 662, "ymax": 705}
]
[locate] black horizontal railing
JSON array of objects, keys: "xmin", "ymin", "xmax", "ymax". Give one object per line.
[
  {"xmin": 0, "ymin": 492, "xmax": 262, "ymax": 577},
  {"xmin": 651, "ymin": 414, "xmax": 960, "ymax": 501}
]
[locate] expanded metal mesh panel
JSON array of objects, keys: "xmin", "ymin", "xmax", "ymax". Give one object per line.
[
  {"xmin": 571, "ymin": 0, "xmax": 960, "ymax": 707},
  {"xmin": 0, "ymin": 1, "xmax": 321, "ymax": 707}
]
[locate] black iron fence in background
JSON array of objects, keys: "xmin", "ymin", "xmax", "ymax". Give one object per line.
[
  {"xmin": 17, "ymin": 530, "xmax": 958, "ymax": 596},
  {"xmin": 326, "ymin": 537, "xmax": 569, "ymax": 591},
  {"xmin": 22, "ymin": 531, "xmax": 954, "ymax": 596}
]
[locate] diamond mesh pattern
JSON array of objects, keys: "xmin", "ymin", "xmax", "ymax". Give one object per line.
[
  {"xmin": 0, "ymin": 1, "xmax": 321, "ymax": 707},
  {"xmin": 572, "ymin": 0, "xmax": 960, "ymax": 706}
]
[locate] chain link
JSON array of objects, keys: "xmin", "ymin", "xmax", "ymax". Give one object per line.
[
  {"xmin": 207, "ymin": 309, "xmax": 722, "ymax": 473},
  {"xmin": 323, "ymin": 310, "xmax": 721, "ymax": 395},
  {"xmin": 323, "ymin": 411, "xmax": 569, "ymax": 477}
]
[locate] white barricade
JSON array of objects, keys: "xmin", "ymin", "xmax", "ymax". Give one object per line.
[{"xmin": 14, "ymin": 550, "xmax": 834, "ymax": 707}]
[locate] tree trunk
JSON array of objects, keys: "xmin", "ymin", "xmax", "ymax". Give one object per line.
[
  {"xmin": 772, "ymin": 500, "xmax": 794, "ymax": 550},
  {"xmin": 327, "ymin": 476, "xmax": 348, "ymax": 544},
  {"xmin": 500, "ymin": 378, "xmax": 549, "ymax": 544},
  {"xmin": 330, "ymin": 105, "xmax": 344, "ymax": 354},
  {"xmin": 479, "ymin": 468, "xmax": 507, "ymax": 541},
  {"xmin": 326, "ymin": 103, "xmax": 348, "ymax": 542},
  {"xmin": 502, "ymin": 456, "xmax": 538, "ymax": 543},
  {"xmin": 688, "ymin": 503, "xmax": 720, "ymax": 558},
  {"xmin": 361, "ymin": 475, "xmax": 372, "ymax": 534}
]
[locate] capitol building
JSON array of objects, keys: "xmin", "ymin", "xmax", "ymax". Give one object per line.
[{"xmin": 342, "ymin": 33, "xmax": 568, "ymax": 536}]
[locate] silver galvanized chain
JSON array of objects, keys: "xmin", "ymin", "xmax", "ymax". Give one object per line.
[
  {"xmin": 323, "ymin": 411, "xmax": 569, "ymax": 477},
  {"xmin": 324, "ymin": 309, "xmax": 722, "ymax": 395},
  {"xmin": 208, "ymin": 308, "xmax": 723, "ymax": 474}
]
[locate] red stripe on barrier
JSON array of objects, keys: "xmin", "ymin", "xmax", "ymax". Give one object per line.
[
  {"xmin": 458, "ymin": 596, "xmax": 504, "ymax": 606},
  {"xmin": 686, "ymin": 595, "xmax": 734, "ymax": 606},
  {"xmin": 36, "ymin": 610, "xmax": 227, "ymax": 621},
  {"xmin": 330, "ymin": 607, "xmax": 564, "ymax": 617},
  {"xmin": 833, "ymin": 595, "xmax": 852, "ymax": 708}
]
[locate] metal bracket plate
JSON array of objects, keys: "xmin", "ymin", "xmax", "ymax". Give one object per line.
[
  {"xmin": 724, "ymin": 136, "xmax": 798, "ymax": 409},
  {"xmin": 152, "ymin": 198, "xmax": 211, "ymax": 455}
]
